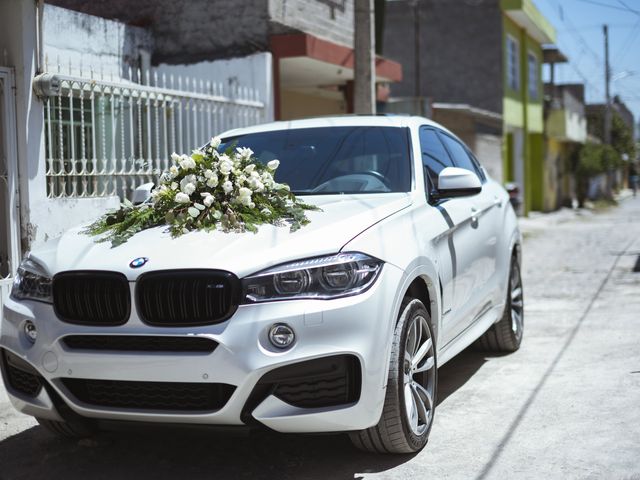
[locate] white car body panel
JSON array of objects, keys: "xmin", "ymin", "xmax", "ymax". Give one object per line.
[{"xmin": 1, "ymin": 115, "xmax": 520, "ymax": 434}]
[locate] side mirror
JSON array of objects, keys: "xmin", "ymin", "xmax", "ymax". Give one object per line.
[
  {"xmin": 131, "ymin": 182, "xmax": 155, "ymax": 205},
  {"xmin": 434, "ymin": 167, "xmax": 481, "ymax": 199}
]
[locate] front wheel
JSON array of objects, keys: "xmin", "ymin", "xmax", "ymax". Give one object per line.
[{"xmin": 349, "ymin": 297, "xmax": 437, "ymax": 454}]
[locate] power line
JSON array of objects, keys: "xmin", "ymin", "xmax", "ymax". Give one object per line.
[{"xmin": 575, "ymin": 0, "xmax": 640, "ymax": 15}]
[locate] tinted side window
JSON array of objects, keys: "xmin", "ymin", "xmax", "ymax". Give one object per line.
[
  {"xmin": 439, "ymin": 133, "xmax": 482, "ymax": 178},
  {"xmin": 419, "ymin": 127, "xmax": 454, "ymax": 188}
]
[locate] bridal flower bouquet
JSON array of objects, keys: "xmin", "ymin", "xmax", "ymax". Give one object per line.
[{"xmin": 85, "ymin": 136, "xmax": 318, "ymax": 246}]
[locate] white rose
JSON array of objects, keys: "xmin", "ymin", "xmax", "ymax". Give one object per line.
[
  {"xmin": 170, "ymin": 182, "xmax": 178, "ymax": 191},
  {"xmin": 183, "ymin": 183, "xmax": 196, "ymax": 195},
  {"xmin": 261, "ymin": 172, "xmax": 274, "ymax": 187},
  {"xmin": 179, "ymin": 154, "xmax": 196, "ymax": 170},
  {"xmin": 210, "ymin": 136, "xmax": 221, "ymax": 149},
  {"xmin": 180, "ymin": 174, "xmax": 197, "ymax": 194},
  {"xmin": 169, "ymin": 165, "xmax": 179, "ymax": 178},
  {"xmin": 175, "ymin": 192, "xmax": 190, "ymax": 203},
  {"xmin": 249, "ymin": 178, "xmax": 264, "ymax": 192},
  {"xmin": 236, "ymin": 174, "xmax": 247, "ymax": 186},
  {"xmin": 244, "ymin": 164, "xmax": 256, "ymax": 174},
  {"xmin": 170, "ymin": 152, "xmax": 180, "ymax": 163},
  {"xmin": 219, "ymin": 159, "xmax": 233, "ymax": 175},
  {"xmin": 203, "ymin": 195, "xmax": 215, "ymax": 207},
  {"xmin": 222, "ymin": 181, "xmax": 233, "ymax": 194},
  {"xmin": 204, "ymin": 169, "xmax": 215, "ymax": 179},
  {"xmin": 206, "ymin": 176, "xmax": 218, "ymax": 188},
  {"xmin": 236, "ymin": 147, "xmax": 253, "ymax": 159},
  {"xmin": 267, "ymin": 159, "xmax": 280, "ymax": 170},
  {"xmin": 237, "ymin": 187, "xmax": 253, "ymax": 206}
]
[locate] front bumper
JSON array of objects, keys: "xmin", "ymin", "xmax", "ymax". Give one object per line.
[{"xmin": 0, "ymin": 263, "xmax": 403, "ymax": 433}]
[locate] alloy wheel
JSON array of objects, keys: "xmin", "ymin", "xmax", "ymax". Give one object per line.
[{"xmin": 403, "ymin": 314, "xmax": 436, "ymax": 436}]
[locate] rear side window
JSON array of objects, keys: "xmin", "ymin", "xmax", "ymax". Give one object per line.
[
  {"xmin": 439, "ymin": 133, "xmax": 483, "ymax": 180},
  {"xmin": 419, "ymin": 127, "xmax": 453, "ymax": 189}
]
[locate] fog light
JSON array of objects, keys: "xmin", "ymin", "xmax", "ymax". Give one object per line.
[
  {"xmin": 24, "ymin": 321, "xmax": 37, "ymax": 343},
  {"xmin": 269, "ymin": 323, "xmax": 295, "ymax": 349}
]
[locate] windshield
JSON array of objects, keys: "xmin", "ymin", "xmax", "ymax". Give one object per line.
[{"xmin": 220, "ymin": 126, "xmax": 412, "ymax": 195}]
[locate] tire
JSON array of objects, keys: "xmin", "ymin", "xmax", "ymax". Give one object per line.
[
  {"xmin": 349, "ymin": 297, "xmax": 437, "ymax": 454},
  {"xmin": 475, "ymin": 256, "xmax": 524, "ymax": 353},
  {"xmin": 36, "ymin": 417, "xmax": 95, "ymax": 438}
]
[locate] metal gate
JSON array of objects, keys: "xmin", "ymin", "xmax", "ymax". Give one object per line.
[{"xmin": 0, "ymin": 66, "xmax": 21, "ymax": 313}]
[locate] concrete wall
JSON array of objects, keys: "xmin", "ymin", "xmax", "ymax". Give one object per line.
[
  {"xmin": 46, "ymin": 0, "xmax": 270, "ymax": 64},
  {"xmin": 46, "ymin": 0, "xmax": 356, "ymax": 63},
  {"xmin": 269, "ymin": 0, "xmax": 354, "ymax": 47},
  {"xmin": 280, "ymin": 90, "xmax": 345, "ymax": 120},
  {"xmin": 0, "ymin": 0, "xmax": 121, "ymax": 251},
  {"xmin": 383, "ymin": 0, "xmax": 503, "ymax": 114},
  {"xmin": 43, "ymin": 4, "xmax": 153, "ymax": 78},
  {"xmin": 157, "ymin": 53, "xmax": 275, "ymax": 124}
]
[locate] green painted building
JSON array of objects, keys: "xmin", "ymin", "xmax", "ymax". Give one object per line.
[{"xmin": 501, "ymin": 0, "xmax": 556, "ymax": 214}]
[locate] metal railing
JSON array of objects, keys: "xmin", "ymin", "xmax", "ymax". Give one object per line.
[{"xmin": 36, "ymin": 65, "xmax": 266, "ymax": 200}]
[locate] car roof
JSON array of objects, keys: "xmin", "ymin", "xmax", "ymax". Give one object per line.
[{"xmin": 219, "ymin": 115, "xmax": 456, "ymax": 139}]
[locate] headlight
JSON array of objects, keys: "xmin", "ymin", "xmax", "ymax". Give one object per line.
[
  {"xmin": 10, "ymin": 257, "xmax": 53, "ymax": 304},
  {"xmin": 242, "ymin": 252, "xmax": 383, "ymax": 303}
]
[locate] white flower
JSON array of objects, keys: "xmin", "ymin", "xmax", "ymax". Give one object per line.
[
  {"xmin": 236, "ymin": 174, "xmax": 247, "ymax": 186},
  {"xmin": 204, "ymin": 169, "xmax": 215, "ymax": 178},
  {"xmin": 206, "ymin": 176, "xmax": 218, "ymax": 188},
  {"xmin": 236, "ymin": 147, "xmax": 253, "ymax": 159},
  {"xmin": 178, "ymin": 154, "xmax": 196, "ymax": 170},
  {"xmin": 261, "ymin": 207, "xmax": 271, "ymax": 215},
  {"xmin": 222, "ymin": 181, "xmax": 233, "ymax": 194},
  {"xmin": 188, "ymin": 207, "xmax": 200, "ymax": 218},
  {"xmin": 170, "ymin": 182, "xmax": 178, "ymax": 191},
  {"xmin": 274, "ymin": 183, "xmax": 290, "ymax": 191},
  {"xmin": 244, "ymin": 164, "xmax": 256, "ymax": 174},
  {"xmin": 237, "ymin": 187, "xmax": 253, "ymax": 206},
  {"xmin": 203, "ymin": 195, "xmax": 215, "ymax": 207},
  {"xmin": 180, "ymin": 174, "xmax": 197, "ymax": 195},
  {"xmin": 210, "ymin": 136, "xmax": 221, "ymax": 149},
  {"xmin": 169, "ymin": 165, "xmax": 179, "ymax": 178},
  {"xmin": 170, "ymin": 152, "xmax": 180, "ymax": 163},
  {"xmin": 174, "ymin": 192, "xmax": 190, "ymax": 203},
  {"xmin": 261, "ymin": 171, "xmax": 274, "ymax": 187},
  {"xmin": 249, "ymin": 178, "xmax": 265, "ymax": 192},
  {"xmin": 267, "ymin": 159, "xmax": 280, "ymax": 170},
  {"xmin": 219, "ymin": 158, "xmax": 233, "ymax": 175}
]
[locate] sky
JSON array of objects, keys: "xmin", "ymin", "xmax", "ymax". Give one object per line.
[{"xmin": 534, "ymin": 0, "xmax": 640, "ymax": 126}]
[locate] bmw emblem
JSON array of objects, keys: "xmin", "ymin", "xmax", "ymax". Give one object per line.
[{"xmin": 129, "ymin": 257, "xmax": 148, "ymax": 269}]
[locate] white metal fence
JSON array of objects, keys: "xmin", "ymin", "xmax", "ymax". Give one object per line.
[{"xmin": 36, "ymin": 64, "xmax": 266, "ymax": 200}]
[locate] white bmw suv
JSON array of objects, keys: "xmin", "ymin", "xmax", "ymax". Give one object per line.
[{"xmin": 1, "ymin": 115, "xmax": 522, "ymax": 454}]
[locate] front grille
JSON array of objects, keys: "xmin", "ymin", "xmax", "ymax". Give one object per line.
[
  {"xmin": 62, "ymin": 335, "xmax": 218, "ymax": 353},
  {"xmin": 61, "ymin": 378, "xmax": 236, "ymax": 411},
  {"xmin": 136, "ymin": 270, "xmax": 240, "ymax": 326},
  {"xmin": 1, "ymin": 349, "xmax": 42, "ymax": 397},
  {"xmin": 53, "ymin": 271, "xmax": 130, "ymax": 325},
  {"xmin": 244, "ymin": 355, "xmax": 361, "ymax": 416}
]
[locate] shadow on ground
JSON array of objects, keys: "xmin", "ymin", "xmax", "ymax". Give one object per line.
[{"xmin": 0, "ymin": 348, "xmax": 491, "ymax": 480}]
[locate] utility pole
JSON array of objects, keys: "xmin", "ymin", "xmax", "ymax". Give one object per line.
[
  {"xmin": 354, "ymin": 0, "xmax": 375, "ymax": 114},
  {"xmin": 604, "ymin": 24, "xmax": 611, "ymax": 145},
  {"xmin": 603, "ymin": 24, "xmax": 613, "ymax": 197}
]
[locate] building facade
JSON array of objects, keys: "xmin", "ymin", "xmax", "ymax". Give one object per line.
[{"xmin": 383, "ymin": 0, "xmax": 556, "ymax": 214}]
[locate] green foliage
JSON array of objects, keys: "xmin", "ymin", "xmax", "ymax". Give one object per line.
[
  {"xmin": 84, "ymin": 138, "xmax": 320, "ymax": 247},
  {"xmin": 576, "ymin": 142, "xmax": 621, "ymax": 178}
]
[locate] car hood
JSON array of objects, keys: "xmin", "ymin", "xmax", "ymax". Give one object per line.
[{"xmin": 33, "ymin": 193, "xmax": 412, "ymax": 279}]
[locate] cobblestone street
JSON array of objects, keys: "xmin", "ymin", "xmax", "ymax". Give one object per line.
[{"xmin": 2, "ymin": 197, "xmax": 640, "ymax": 480}]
